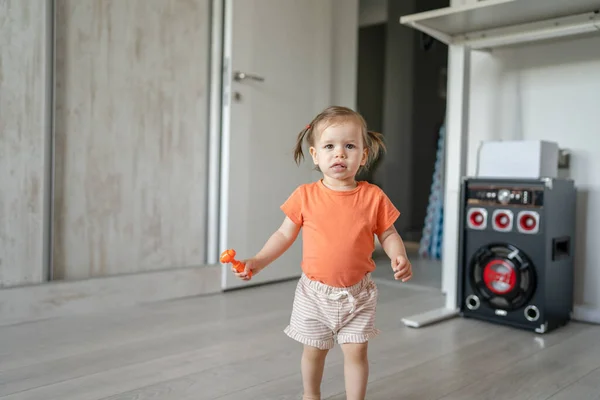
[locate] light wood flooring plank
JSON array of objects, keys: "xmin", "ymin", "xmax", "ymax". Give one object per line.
[
  {"xmin": 0, "ymin": 309, "xmax": 283, "ymax": 396},
  {"xmin": 0, "ymin": 282, "xmax": 293, "ymax": 371},
  {"xmin": 436, "ymin": 324, "xmax": 600, "ymax": 400},
  {"xmin": 1, "ymin": 329, "xmax": 294, "ymax": 400},
  {"xmin": 214, "ymin": 318, "xmax": 502, "ymax": 400},
  {"xmin": 547, "ymin": 367, "xmax": 600, "ymax": 400},
  {"xmin": 326, "ymin": 322, "xmax": 591, "ymax": 400},
  {"xmin": 2, "ymin": 277, "xmax": 599, "ymax": 400},
  {"xmin": 210, "ymin": 292, "xmax": 499, "ymax": 400},
  {"xmin": 0, "ymin": 282, "xmax": 438, "ymax": 399},
  {"xmin": 0, "ymin": 284, "xmax": 298, "ymax": 396}
]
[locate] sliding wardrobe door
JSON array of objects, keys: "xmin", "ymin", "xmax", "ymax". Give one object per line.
[
  {"xmin": 53, "ymin": 0, "xmax": 211, "ymax": 279},
  {"xmin": 0, "ymin": 1, "xmax": 52, "ymax": 287}
]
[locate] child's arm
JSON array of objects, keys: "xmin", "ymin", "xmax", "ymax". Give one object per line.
[
  {"xmin": 378, "ymin": 225, "xmax": 413, "ymax": 282},
  {"xmin": 236, "ymin": 216, "xmax": 301, "ymax": 280}
]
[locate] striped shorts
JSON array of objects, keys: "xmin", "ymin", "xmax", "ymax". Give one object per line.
[{"xmin": 284, "ymin": 273, "xmax": 380, "ymax": 350}]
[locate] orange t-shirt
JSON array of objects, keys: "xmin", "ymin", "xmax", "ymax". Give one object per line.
[{"xmin": 280, "ymin": 179, "xmax": 400, "ymax": 288}]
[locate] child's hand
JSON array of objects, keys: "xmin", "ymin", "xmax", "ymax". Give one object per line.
[
  {"xmin": 234, "ymin": 259, "xmax": 258, "ymax": 281},
  {"xmin": 392, "ymin": 255, "xmax": 412, "ymax": 282}
]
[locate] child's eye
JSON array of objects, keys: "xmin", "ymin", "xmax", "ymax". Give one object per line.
[
  {"xmin": 324, "ymin": 144, "xmax": 334, "ymax": 149},
  {"xmin": 346, "ymin": 144, "xmax": 355, "ymax": 149}
]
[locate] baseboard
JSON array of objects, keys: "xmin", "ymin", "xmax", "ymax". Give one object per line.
[
  {"xmin": 0, "ymin": 265, "xmax": 222, "ymax": 327},
  {"xmin": 572, "ymin": 304, "xmax": 600, "ymax": 325}
]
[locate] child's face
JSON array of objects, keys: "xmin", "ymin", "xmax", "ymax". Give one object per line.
[{"xmin": 309, "ymin": 120, "xmax": 367, "ymax": 185}]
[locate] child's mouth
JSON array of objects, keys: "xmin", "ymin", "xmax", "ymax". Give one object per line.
[{"xmin": 331, "ymin": 163, "xmax": 347, "ymax": 171}]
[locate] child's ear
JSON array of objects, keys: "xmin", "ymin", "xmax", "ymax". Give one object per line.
[
  {"xmin": 360, "ymin": 148, "xmax": 368, "ymax": 166},
  {"xmin": 309, "ymin": 147, "xmax": 319, "ymax": 165}
]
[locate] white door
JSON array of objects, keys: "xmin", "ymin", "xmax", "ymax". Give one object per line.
[{"xmin": 219, "ymin": 0, "xmax": 334, "ymax": 289}]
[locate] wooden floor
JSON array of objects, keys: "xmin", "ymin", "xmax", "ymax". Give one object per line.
[{"xmin": 1, "ymin": 277, "xmax": 599, "ymax": 400}]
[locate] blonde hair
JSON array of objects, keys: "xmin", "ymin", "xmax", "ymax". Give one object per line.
[{"xmin": 293, "ymin": 106, "xmax": 385, "ymax": 171}]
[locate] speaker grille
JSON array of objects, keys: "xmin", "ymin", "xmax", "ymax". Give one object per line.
[{"xmin": 469, "ymin": 243, "xmax": 537, "ymax": 310}]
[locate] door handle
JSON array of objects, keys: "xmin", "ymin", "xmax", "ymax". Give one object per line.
[{"xmin": 233, "ymin": 71, "xmax": 265, "ymax": 82}]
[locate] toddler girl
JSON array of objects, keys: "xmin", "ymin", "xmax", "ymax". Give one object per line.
[{"xmin": 231, "ymin": 105, "xmax": 412, "ymax": 400}]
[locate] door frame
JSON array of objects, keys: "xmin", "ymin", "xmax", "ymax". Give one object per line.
[
  {"xmin": 206, "ymin": 0, "xmax": 233, "ymax": 288},
  {"xmin": 206, "ymin": 0, "xmax": 225, "ymax": 268},
  {"xmin": 218, "ymin": 0, "xmax": 233, "ymax": 289},
  {"xmin": 207, "ymin": 0, "xmax": 241, "ymax": 289},
  {"xmin": 45, "ymin": 0, "xmax": 57, "ymax": 283}
]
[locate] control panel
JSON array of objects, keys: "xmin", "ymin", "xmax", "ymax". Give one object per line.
[{"xmin": 466, "ymin": 185, "xmax": 544, "ymax": 207}]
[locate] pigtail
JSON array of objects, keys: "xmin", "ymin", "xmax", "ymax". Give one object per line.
[
  {"xmin": 293, "ymin": 125, "xmax": 311, "ymax": 165},
  {"xmin": 365, "ymin": 130, "xmax": 386, "ymax": 168}
]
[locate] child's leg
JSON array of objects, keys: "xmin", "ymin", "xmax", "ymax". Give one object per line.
[
  {"xmin": 301, "ymin": 344, "xmax": 329, "ymax": 400},
  {"xmin": 340, "ymin": 343, "xmax": 369, "ymax": 400},
  {"xmin": 335, "ymin": 275, "xmax": 379, "ymax": 400},
  {"xmin": 284, "ymin": 275, "xmax": 336, "ymax": 399}
]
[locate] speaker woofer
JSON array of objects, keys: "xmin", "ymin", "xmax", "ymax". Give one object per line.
[{"xmin": 469, "ymin": 243, "xmax": 537, "ymax": 311}]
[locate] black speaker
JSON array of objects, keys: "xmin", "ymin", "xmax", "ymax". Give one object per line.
[{"xmin": 458, "ymin": 177, "xmax": 576, "ymax": 334}]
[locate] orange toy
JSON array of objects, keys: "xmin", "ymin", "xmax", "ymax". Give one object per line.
[{"xmin": 220, "ymin": 249, "xmax": 252, "ymax": 278}]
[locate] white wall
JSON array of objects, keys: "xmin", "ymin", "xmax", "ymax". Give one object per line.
[{"xmin": 467, "ymin": 35, "xmax": 600, "ymax": 314}]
